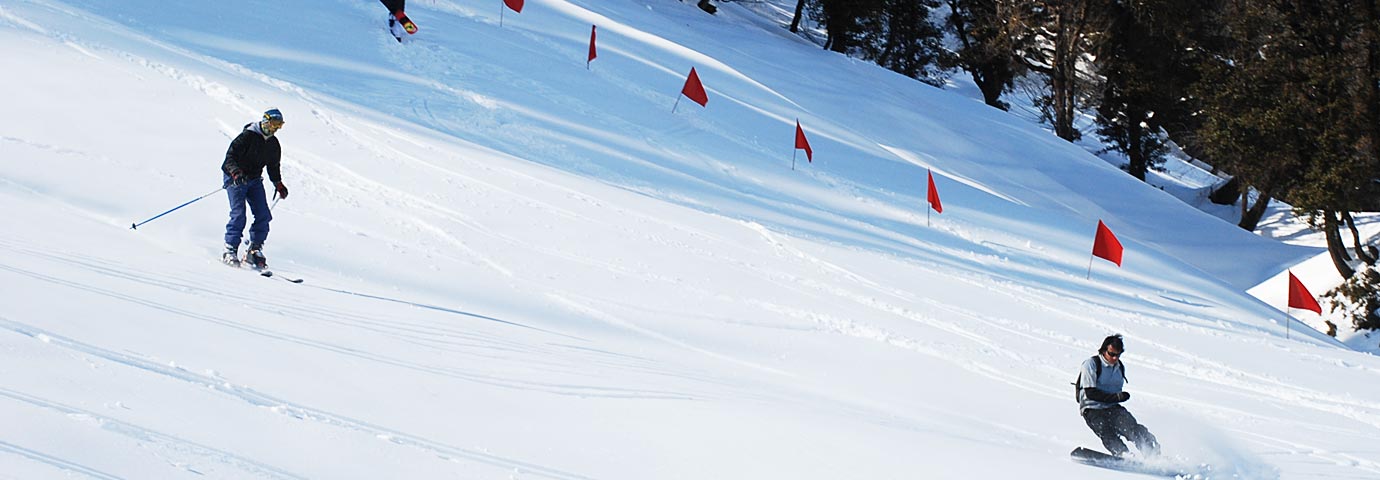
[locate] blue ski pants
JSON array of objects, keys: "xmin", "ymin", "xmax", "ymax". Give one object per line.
[{"xmin": 224, "ymin": 175, "xmax": 271, "ymax": 247}]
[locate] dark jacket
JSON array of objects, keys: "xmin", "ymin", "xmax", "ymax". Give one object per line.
[
  {"xmin": 222, "ymin": 123, "xmax": 282, "ymax": 184},
  {"xmin": 380, "ymin": 0, "xmax": 405, "ymax": 13}
]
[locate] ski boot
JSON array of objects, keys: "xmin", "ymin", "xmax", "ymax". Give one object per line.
[
  {"xmin": 244, "ymin": 243, "xmax": 267, "ymax": 270},
  {"xmin": 222, "ymin": 244, "xmax": 241, "ymax": 267}
]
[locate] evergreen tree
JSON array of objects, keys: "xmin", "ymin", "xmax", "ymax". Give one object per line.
[
  {"xmin": 811, "ymin": 0, "xmax": 950, "ymax": 85},
  {"xmin": 1020, "ymin": 0, "xmax": 1110, "ymax": 141},
  {"xmin": 862, "ymin": 0, "xmax": 951, "ymax": 86},
  {"xmin": 1093, "ymin": 0, "xmax": 1210, "ymax": 181},
  {"xmin": 944, "ymin": 0, "xmax": 1035, "ymax": 110},
  {"xmin": 1193, "ymin": 0, "xmax": 1380, "ymax": 277},
  {"xmin": 1192, "ymin": 0, "xmax": 1306, "ymax": 232},
  {"xmin": 811, "ymin": 0, "xmax": 883, "ymax": 53}
]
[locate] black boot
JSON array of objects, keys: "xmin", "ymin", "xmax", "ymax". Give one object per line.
[
  {"xmin": 245, "ymin": 243, "xmax": 267, "ymax": 270},
  {"xmin": 222, "ymin": 244, "xmax": 241, "ymax": 267}
]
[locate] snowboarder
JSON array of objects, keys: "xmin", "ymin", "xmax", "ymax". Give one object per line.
[
  {"xmin": 221, "ymin": 108, "xmax": 288, "ymax": 269},
  {"xmin": 1076, "ymin": 334, "xmax": 1160, "ymax": 458}
]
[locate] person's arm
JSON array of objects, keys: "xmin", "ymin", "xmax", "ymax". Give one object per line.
[
  {"xmin": 1082, "ymin": 388, "xmax": 1129, "ymax": 403},
  {"xmin": 222, "ymin": 132, "xmax": 249, "ymax": 179},
  {"xmin": 265, "ymin": 140, "xmax": 282, "ymax": 185},
  {"xmin": 267, "ymin": 140, "xmax": 286, "ymax": 198}
]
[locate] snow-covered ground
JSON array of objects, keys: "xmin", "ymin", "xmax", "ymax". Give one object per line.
[{"xmin": 2, "ymin": 0, "xmax": 1377, "ymax": 478}]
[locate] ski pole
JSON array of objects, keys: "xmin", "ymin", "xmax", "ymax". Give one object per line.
[{"xmin": 130, "ymin": 186, "xmax": 224, "ymax": 230}]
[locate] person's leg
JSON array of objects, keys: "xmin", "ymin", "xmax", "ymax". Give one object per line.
[
  {"xmin": 245, "ymin": 179, "xmax": 272, "ymax": 246},
  {"xmin": 224, "ymin": 181, "xmax": 249, "ymax": 247},
  {"xmin": 1111, "ymin": 407, "xmax": 1160, "ymax": 456},
  {"xmin": 1082, "ymin": 408, "xmax": 1130, "ymax": 456}
]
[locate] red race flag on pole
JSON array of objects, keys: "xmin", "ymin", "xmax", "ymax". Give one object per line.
[
  {"xmin": 927, "ymin": 170, "xmax": 943, "ymax": 214},
  {"xmin": 1287, "ymin": 271, "xmax": 1322, "ymax": 314},
  {"xmin": 681, "ymin": 67, "xmax": 708, "ymax": 107},
  {"xmin": 504, "ymin": 0, "xmax": 524, "ymax": 13},
  {"xmin": 1092, "ymin": 220, "xmax": 1123, "ymax": 267},
  {"xmin": 587, "ymin": 25, "xmax": 598, "ymax": 65},
  {"xmin": 795, "ymin": 120, "xmax": 813, "ymax": 162}
]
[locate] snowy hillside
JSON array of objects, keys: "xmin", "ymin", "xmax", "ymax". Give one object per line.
[{"xmin": 2, "ymin": 0, "xmax": 1378, "ymax": 478}]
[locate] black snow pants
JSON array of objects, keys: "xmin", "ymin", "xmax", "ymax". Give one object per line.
[{"xmin": 1082, "ymin": 405, "xmax": 1160, "ymax": 457}]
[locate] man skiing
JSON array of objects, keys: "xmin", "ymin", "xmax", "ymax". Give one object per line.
[
  {"xmin": 221, "ymin": 108, "xmax": 288, "ymax": 269},
  {"xmin": 1077, "ymin": 334, "xmax": 1160, "ymax": 457}
]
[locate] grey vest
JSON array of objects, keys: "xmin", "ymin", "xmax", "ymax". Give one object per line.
[{"xmin": 1076, "ymin": 355, "xmax": 1125, "ymax": 412}]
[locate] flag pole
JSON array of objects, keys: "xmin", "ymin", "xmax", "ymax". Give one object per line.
[
  {"xmin": 792, "ymin": 150, "xmax": 797, "ymax": 171},
  {"xmin": 672, "ymin": 95, "xmax": 682, "ymax": 113},
  {"xmin": 500, "ymin": 4, "xmax": 505, "ymax": 27},
  {"xmin": 1286, "ymin": 306, "xmax": 1291, "ymax": 340},
  {"xmin": 927, "ymin": 201, "xmax": 931, "ymax": 227},
  {"xmin": 1086, "ymin": 254, "xmax": 1095, "ymax": 280}
]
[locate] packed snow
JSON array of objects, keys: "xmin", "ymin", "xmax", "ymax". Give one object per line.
[{"xmin": 2, "ymin": 0, "xmax": 1378, "ymax": 478}]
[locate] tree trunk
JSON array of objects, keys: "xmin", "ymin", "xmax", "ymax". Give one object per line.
[
  {"xmin": 1051, "ymin": 37, "xmax": 1076, "ymax": 141},
  {"xmin": 1126, "ymin": 111, "xmax": 1147, "ymax": 180},
  {"xmin": 1209, "ymin": 176, "xmax": 1240, "ymax": 205},
  {"xmin": 1050, "ymin": 5, "xmax": 1081, "ymax": 142},
  {"xmin": 977, "ymin": 71, "xmax": 1008, "ymax": 110},
  {"xmin": 790, "ymin": 0, "xmax": 806, "ymax": 33},
  {"xmin": 1343, "ymin": 210, "xmax": 1378, "ymax": 265},
  {"xmin": 1324, "ymin": 209, "xmax": 1357, "ymax": 278},
  {"xmin": 1238, "ymin": 187, "xmax": 1271, "ymax": 231}
]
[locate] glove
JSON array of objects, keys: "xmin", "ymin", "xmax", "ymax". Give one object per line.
[
  {"xmin": 228, "ymin": 170, "xmax": 243, "ymax": 186},
  {"xmin": 274, "ymin": 181, "xmax": 289, "ymax": 199},
  {"xmin": 1117, "ymin": 392, "xmax": 1131, "ymax": 402}
]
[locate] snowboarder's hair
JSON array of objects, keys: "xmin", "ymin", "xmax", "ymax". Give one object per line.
[{"xmin": 1098, "ymin": 334, "xmax": 1124, "ymax": 354}]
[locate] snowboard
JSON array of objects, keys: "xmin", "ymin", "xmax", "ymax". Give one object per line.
[
  {"xmin": 393, "ymin": 10, "xmax": 418, "ymax": 35},
  {"xmin": 1071, "ymin": 447, "xmax": 1204, "ymax": 478}
]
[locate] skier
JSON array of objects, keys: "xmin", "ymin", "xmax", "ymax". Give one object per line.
[
  {"xmin": 1076, "ymin": 334, "xmax": 1160, "ymax": 458},
  {"xmin": 221, "ymin": 108, "xmax": 288, "ymax": 269}
]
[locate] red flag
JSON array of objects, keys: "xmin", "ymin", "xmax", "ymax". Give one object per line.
[
  {"xmin": 504, "ymin": 0, "xmax": 524, "ymax": 13},
  {"xmin": 681, "ymin": 67, "xmax": 708, "ymax": 107},
  {"xmin": 1287, "ymin": 271, "xmax": 1323, "ymax": 314},
  {"xmin": 795, "ymin": 120, "xmax": 813, "ymax": 162},
  {"xmin": 927, "ymin": 170, "xmax": 943, "ymax": 213},
  {"xmin": 1092, "ymin": 220, "xmax": 1123, "ymax": 267},
  {"xmin": 588, "ymin": 25, "xmax": 598, "ymax": 64}
]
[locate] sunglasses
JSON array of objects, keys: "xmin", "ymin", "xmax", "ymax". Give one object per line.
[{"xmin": 1106, "ymin": 350, "xmax": 1123, "ymax": 358}]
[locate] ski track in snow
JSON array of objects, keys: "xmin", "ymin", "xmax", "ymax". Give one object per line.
[
  {"xmin": 0, "ymin": 243, "xmax": 702, "ymax": 403},
  {"xmin": 0, "ymin": 388, "xmax": 303, "ymax": 479},
  {"xmin": 0, "ymin": 440, "xmax": 126, "ymax": 480},
  {"xmin": 0, "ymin": 316, "xmax": 603, "ymax": 480}
]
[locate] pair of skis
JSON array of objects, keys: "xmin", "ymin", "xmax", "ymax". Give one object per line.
[{"xmin": 225, "ymin": 257, "xmax": 303, "ymax": 283}]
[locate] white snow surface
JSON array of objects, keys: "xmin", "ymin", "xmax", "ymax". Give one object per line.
[{"xmin": 2, "ymin": 0, "xmax": 1378, "ymax": 478}]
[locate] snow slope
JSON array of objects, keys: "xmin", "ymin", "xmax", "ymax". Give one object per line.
[{"xmin": 1, "ymin": 0, "xmax": 1377, "ymax": 478}]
